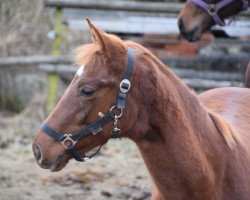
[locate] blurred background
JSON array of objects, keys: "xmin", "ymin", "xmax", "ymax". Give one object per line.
[{"xmin": 0, "ymin": 0, "xmax": 249, "ymax": 199}]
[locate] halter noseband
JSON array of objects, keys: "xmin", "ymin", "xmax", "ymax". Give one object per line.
[
  {"xmin": 191, "ymin": 0, "xmax": 249, "ymax": 26},
  {"xmin": 40, "ymin": 47, "xmax": 135, "ymax": 162}
]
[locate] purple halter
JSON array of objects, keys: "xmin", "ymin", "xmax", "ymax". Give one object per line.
[{"xmin": 191, "ymin": 0, "xmax": 249, "ymax": 26}]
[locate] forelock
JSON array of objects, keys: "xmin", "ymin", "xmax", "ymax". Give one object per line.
[{"xmin": 73, "ymin": 43, "xmax": 100, "ymax": 66}]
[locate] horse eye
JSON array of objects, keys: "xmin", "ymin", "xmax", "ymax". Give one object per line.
[{"xmin": 80, "ymin": 88, "xmax": 95, "ymax": 97}]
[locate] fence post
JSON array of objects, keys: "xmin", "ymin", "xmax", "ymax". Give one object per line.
[{"xmin": 46, "ymin": 8, "xmax": 63, "ymax": 113}]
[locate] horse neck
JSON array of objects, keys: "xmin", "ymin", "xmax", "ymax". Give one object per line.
[{"xmin": 131, "ymin": 54, "xmax": 225, "ymax": 198}]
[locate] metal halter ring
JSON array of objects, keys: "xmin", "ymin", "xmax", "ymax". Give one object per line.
[
  {"xmin": 110, "ymin": 106, "xmax": 123, "ymax": 119},
  {"xmin": 60, "ymin": 134, "xmax": 77, "ymax": 149},
  {"xmin": 209, "ymin": 4, "xmax": 217, "ymax": 14}
]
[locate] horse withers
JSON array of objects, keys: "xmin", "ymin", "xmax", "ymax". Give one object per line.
[
  {"xmin": 33, "ymin": 19, "xmax": 250, "ymax": 199},
  {"xmin": 178, "ymin": 0, "xmax": 249, "ymax": 42}
]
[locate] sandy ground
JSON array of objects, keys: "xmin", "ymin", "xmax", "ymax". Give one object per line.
[
  {"xmin": 0, "ymin": 107, "xmax": 152, "ymax": 200},
  {"xmin": 0, "ymin": 140, "xmax": 152, "ymax": 200}
]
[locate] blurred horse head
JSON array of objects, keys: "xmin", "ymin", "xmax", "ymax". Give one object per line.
[{"xmin": 178, "ymin": 0, "xmax": 249, "ymax": 41}]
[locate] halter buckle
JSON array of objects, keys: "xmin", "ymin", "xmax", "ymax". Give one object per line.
[
  {"xmin": 60, "ymin": 134, "xmax": 77, "ymax": 149},
  {"xmin": 120, "ymin": 79, "xmax": 131, "ymax": 93},
  {"xmin": 209, "ymin": 4, "xmax": 217, "ymax": 14}
]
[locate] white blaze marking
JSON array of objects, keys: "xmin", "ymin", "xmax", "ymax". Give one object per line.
[{"xmin": 76, "ymin": 65, "xmax": 85, "ymax": 76}]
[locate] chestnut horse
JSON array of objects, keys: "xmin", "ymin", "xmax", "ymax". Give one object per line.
[
  {"xmin": 178, "ymin": 0, "xmax": 249, "ymax": 42},
  {"xmin": 32, "ymin": 20, "xmax": 250, "ymax": 199}
]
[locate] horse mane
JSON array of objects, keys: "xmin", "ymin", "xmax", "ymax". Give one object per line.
[
  {"xmin": 129, "ymin": 41, "xmax": 241, "ymax": 151},
  {"xmin": 209, "ymin": 112, "xmax": 238, "ymax": 149}
]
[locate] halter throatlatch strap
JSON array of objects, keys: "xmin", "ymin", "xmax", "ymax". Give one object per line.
[
  {"xmin": 191, "ymin": 0, "xmax": 248, "ymax": 26},
  {"xmin": 40, "ymin": 47, "xmax": 135, "ymax": 162}
]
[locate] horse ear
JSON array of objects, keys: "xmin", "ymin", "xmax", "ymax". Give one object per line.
[{"xmin": 86, "ymin": 18, "xmax": 126, "ymax": 59}]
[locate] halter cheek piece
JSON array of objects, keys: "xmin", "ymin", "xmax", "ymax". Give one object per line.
[
  {"xmin": 191, "ymin": 0, "xmax": 249, "ymax": 26},
  {"xmin": 40, "ymin": 47, "xmax": 135, "ymax": 162}
]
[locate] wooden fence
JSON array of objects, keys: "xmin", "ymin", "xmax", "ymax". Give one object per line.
[
  {"xmin": 45, "ymin": 0, "xmax": 250, "ymax": 17},
  {"xmin": 1, "ymin": 0, "xmax": 249, "ymax": 108},
  {"xmin": 0, "ymin": 54, "xmax": 249, "ymax": 71},
  {"xmin": 0, "ymin": 54, "xmax": 246, "ymax": 91},
  {"xmin": 45, "ymin": 0, "xmax": 250, "ymax": 35}
]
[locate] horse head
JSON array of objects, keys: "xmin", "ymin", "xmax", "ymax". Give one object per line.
[
  {"xmin": 178, "ymin": 0, "xmax": 248, "ymax": 41},
  {"xmin": 32, "ymin": 19, "xmax": 145, "ymax": 172}
]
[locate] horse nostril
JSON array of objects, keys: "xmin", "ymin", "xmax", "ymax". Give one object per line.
[
  {"xmin": 33, "ymin": 145, "xmax": 41, "ymax": 161},
  {"xmin": 178, "ymin": 18, "xmax": 185, "ymax": 33}
]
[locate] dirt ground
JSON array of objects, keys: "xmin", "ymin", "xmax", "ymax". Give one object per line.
[{"xmin": 0, "ymin": 95, "xmax": 152, "ymax": 200}]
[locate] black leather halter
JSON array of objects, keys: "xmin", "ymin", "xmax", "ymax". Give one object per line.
[{"xmin": 40, "ymin": 47, "xmax": 135, "ymax": 162}]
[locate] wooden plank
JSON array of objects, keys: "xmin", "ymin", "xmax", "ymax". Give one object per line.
[
  {"xmin": 45, "ymin": 0, "xmax": 182, "ymax": 13},
  {"xmin": 172, "ymin": 68, "xmax": 242, "ymax": 81},
  {"xmin": 45, "ymin": 0, "xmax": 250, "ymax": 17},
  {"xmin": 45, "ymin": 0, "xmax": 250, "ymax": 16},
  {"xmin": 38, "ymin": 64, "xmax": 243, "ymax": 82},
  {"xmin": 65, "ymin": 17, "xmax": 250, "ymax": 36},
  {"xmin": 0, "ymin": 55, "xmax": 71, "ymax": 66},
  {"xmin": 63, "ymin": 8, "xmax": 176, "ymax": 19},
  {"xmin": 207, "ymin": 38, "xmax": 250, "ymax": 48},
  {"xmin": 216, "ymin": 20, "xmax": 250, "ymax": 37},
  {"xmin": 67, "ymin": 17, "xmax": 179, "ymax": 34},
  {"xmin": 38, "ymin": 64, "xmax": 77, "ymax": 73},
  {"xmin": 183, "ymin": 78, "xmax": 242, "ymax": 90},
  {"xmin": 161, "ymin": 54, "xmax": 249, "ymax": 72},
  {"xmin": 38, "ymin": 64, "xmax": 243, "ymax": 90},
  {"xmin": 0, "ymin": 53, "xmax": 248, "ymax": 72},
  {"xmin": 63, "ymin": 10, "xmax": 250, "ymax": 36}
]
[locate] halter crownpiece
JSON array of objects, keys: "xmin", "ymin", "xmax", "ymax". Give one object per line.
[
  {"xmin": 40, "ymin": 47, "xmax": 135, "ymax": 162},
  {"xmin": 191, "ymin": 0, "xmax": 249, "ymax": 26}
]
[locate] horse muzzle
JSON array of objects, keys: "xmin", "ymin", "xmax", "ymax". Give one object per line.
[
  {"xmin": 178, "ymin": 18, "xmax": 200, "ymax": 42},
  {"xmin": 32, "ymin": 138, "xmax": 68, "ymax": 172}
]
